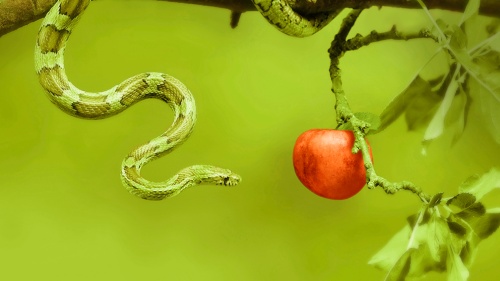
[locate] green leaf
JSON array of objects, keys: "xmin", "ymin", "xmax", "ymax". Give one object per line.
[
  {"xmin": 443, "ymin": 25, "xmax": 497, "ymax": 141},
  {"xmin": 469, "ymin": 40, "xmax": 500, "ymax": 95},
  {"xmin": 408, "ymin": 243, "xmax": 447, "ymax": 277},
  {"xmin": 447, "ymin": 193, "xmax": 486, "ymax": 220},
  {"xmin": 447, "ymin": 221, "xmax": 467, "ymax": 237},
  {"xmin": 460, "ymin": 28, "xmax": 500, "ymax": 143},
  {"xmin": 460, "ymin": 0, "xmax": 480, "ymax": 25},
  {"xmin": 471, "ymin": 210, "xmax": 500, "ymax": 239},
  {"xmin": 408, "ymin": 210, "xmax": 432, "ymax": 250},
  {"xmin": 427, "ymin": 214, "xmax": 449, "ymax": 262},
  {"xmin": 472, "ymin": 48, "xmax": 500, "ymax": 74},
  {"xmin": 378, "ymin": 75, "xmax": 431, "ymax": 132},
  {"xmin": 487, "ymin": 19, "xmax": 500, "ymax": 35},
  {"xmin": 459, "ymin": 175, "xmax": 481, "ymax": 192},
  {"xmin": 385, "ymin": 248, "xmax": 414, "ymax": 281},
  {"xmin": 423, "ymin": 72, "xmax": 460, "ymax": 143},
  {"xmin": 407, "ymin": 214, "xmax": 418, "ymax": 229},
  {"xmin": 447, "ymin": 193, "xmax": 476, "ymax": 209},
  {"xmin": 354, "ymin": 112, "xmax": 381, "ymax": 133},
  {"xmin": 449, "ymin": 25, "xmax": 468, "ymax": 51},
  {"xmin": 407, "ymin": 208, "xmax": 431, "ymax": 230},
  {"xmin": 449, "ymin": 30, "xmax": 480, "ymax": 75},
  {"xmin": 459, "ymin": 241, "xmax": 478, "ymax": 267},
  {"xmin": 468, "ymin": 72, "xmax": 500, "ymax": 144},
  {"xmin": 436, "ymin": 19, "xmax": 450, "ymax": 40},
  {"xmin": 445, "ymin": 90, "xmax": 468, "ymax": 144},
  {"xmin": 405, "ymin": 91, "xmax": 442, "ymax": 131},
  {"xmin": 447, "ymin": 247, "xmax": 469, "ymax": 281},
  {"xmin": 458, "ymin": 168, "xmax": 500, "ymax": 200},
  {"xmin": 456, "ymin": 202, "xmax": 486, "ymax": 220},
  {"xmin": 369, "ymin": 226, "xmax": 411, "ymax": 271},
  {"xmin": 429, "ymin": 192, "xmax": 444, "ymax": 207}
]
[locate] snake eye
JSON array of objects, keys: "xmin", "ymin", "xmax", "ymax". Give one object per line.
[{"xmin": 223, "ymin": 177, "xmax": 230, "ymax": 185}]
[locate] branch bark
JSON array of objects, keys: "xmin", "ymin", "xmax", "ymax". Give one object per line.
[
  {"xmin": 0, "ymin": 0, "xmax": 55, "ymax": 37},
  {"xmin": 1, "ymin": 0, "xmax": 499, "ymax": 38}
]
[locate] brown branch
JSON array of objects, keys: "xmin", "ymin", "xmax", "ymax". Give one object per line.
[
  {"xmin": 1, "ymin": 0, "xmax": 499, "ymax": 38},
  {"xmin": 0, "ymin": 0, "xmax": 55, "ymax": 37}
]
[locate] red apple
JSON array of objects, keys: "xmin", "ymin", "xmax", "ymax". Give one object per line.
[{"xmin": 293, "ymin": 129, "xmax": 373, "ymax": 200}]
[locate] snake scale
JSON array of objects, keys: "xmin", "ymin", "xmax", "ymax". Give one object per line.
[{"xmin": 35, "ymin": 0, "xmax": 336, "ymax": 200}]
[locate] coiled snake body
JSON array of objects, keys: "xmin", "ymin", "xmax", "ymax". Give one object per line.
[
  {"xmin": 35, "ymin": 0, "xmax": 241, "ymax": 200},
  {"xmin": 35, "ymin": 0, "xmax": 336, "ymax": 200}
]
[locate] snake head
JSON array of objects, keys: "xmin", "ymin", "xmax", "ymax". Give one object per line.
[
  {"xmin": 189, "ymin": 165, "xmax": 241, "ymax": 187},
  {"xmin": 215, "ymin": 171, "xmax": 241, "ymax": 186},
  {"xmin": 204, "ymin": 166, "xmax": 241, "ymax": 186}
]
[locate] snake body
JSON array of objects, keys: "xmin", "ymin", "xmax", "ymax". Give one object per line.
[
  {"xmin": 251, "ymin": 0, "xmax": 340, "ymax": 37},
  {"xmin": 35, "ymin": 0, "xmax": 240, "ymax": 200}
]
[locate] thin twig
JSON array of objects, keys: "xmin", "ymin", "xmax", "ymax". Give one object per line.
[{"xmin": 328, "ymin": 9, "xmax": 432, "ymax": 203}]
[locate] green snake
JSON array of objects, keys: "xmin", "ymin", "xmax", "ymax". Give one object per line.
[
  {"xmin": 35, "ymin": 0, "xmax": 335, "ymax": 200},
  {"xmin": 34, "ymin": 0, "xmax": 242, "ymax": 200},
  {"xmin": 251, "ymin": 0, "xmax": 340, "ymax": 37}
]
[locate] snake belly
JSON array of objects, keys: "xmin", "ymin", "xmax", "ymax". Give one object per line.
[
  {"xmin": 34, "ymin": 0, "xmax": 241, "ymax": 200},
  {"xmin": 251, "ymin": 0, "xmax": 341, "ymax": 37}
]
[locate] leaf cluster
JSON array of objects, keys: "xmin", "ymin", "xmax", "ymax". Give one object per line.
[
  {"xmin": 377, "ymin": 0, "xmax": 500, "ymax": 149},
  {"xmin": 369, "ymin": 168, "xmax": 500, "ymax": 280},
  {"xmin": 327, "ymin": 2, "xmax": 500, "ymax": 280}
]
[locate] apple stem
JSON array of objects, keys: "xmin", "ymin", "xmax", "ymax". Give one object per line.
[{"xmin": 327, "ymin": 9, "xmax": 432, "ymax": 203}]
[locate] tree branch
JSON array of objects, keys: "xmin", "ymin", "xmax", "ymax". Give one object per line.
[
  {"xmin": 1, "ymin": 0, "xmax": 499, "ymax": 38},
  {"xmin": 0, "ymin": 0, "xmax": 54, "ymax": 37}
]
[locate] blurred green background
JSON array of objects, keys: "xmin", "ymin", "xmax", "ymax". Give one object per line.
[{"xmin": 0, "ymin": 2, "xmax": 499, "ymax": 280}]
